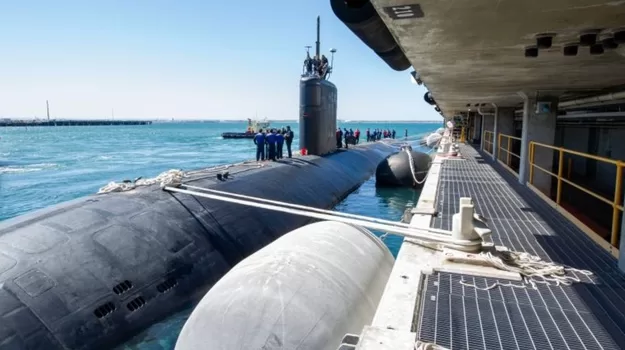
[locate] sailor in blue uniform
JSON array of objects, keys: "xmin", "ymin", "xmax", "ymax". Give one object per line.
[
  {"xmin": 284, "ymin": 126, "xmax": 294, "ymax": 158},
  {"xmin": 276, "ymin": 130, "xmax": 285, "ymax": 159},
  {"xmin": 266, "ymin": 129, "xmax": 277, "ymax": 161},
  {"xmin": 253, "ymin": 128, "xmax": 266, "ymax": 161}
]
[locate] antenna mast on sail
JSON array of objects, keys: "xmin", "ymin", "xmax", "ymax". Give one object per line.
[
  {"xmin": 46, "ymin": 100, "xmax": 50, "ymax": 121},
  {"xmin": 315, "ymin": 16, "xmax": 320, "ymax": 59}
]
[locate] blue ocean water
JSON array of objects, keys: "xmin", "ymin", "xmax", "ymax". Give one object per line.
[{"xmin": 0, "ymin": 120, "xmax": 439, "ymax": 349}]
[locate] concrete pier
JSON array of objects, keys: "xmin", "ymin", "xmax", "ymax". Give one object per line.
[
  {"xmin": 331, "ymin": 1, "xmax": 625, "ymax": 346},
  {"xmin": 354, "ymin": 139, "xmax": 625, "ymax": 350}
]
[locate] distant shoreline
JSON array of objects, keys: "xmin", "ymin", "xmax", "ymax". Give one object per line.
[{"xmin": 1, "ymin": 118, "xmax": 442, "ymax": 125}]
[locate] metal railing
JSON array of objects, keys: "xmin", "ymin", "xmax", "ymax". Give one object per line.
[
  {"xmin": 529, "ymin": 141, "xmax": 624, "ymax": 248},
  {"xmin": 497, "ymin": 133, "xmax": 522, "ymax": 175},
  {"xmin": 483, "ymin": 130, "xmax": 494, "ymax": 155}
]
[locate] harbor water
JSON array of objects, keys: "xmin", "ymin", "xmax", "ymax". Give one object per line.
[{"xmin": 0, "ymin": 120, "xmax": 439, "ymax": 349}]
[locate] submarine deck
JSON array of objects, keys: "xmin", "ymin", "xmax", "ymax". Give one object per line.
[{"xmin": 360, "ymin": 144, "xmax": 625, "ymax": 350}]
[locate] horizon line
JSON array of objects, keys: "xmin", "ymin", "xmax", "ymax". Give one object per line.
[{"xmin": 2, "ymin": 117, "xmax": 443, "ymax": 123}]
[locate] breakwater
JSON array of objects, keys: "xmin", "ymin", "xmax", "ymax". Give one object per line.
[{"xmin": 0, "ymin": 120, "xmax": 151, "ymax": 127}]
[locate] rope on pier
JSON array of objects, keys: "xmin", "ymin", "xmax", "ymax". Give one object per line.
[
  {"xmin": 415, "ymin": 341, "xmax": 450, "ymax": 350},
  {"xmin": 163, "ymin": 185, "xmax": 484, "ymax": 251},
  {"xmin": 404, "ymin": 131, "xmax": 442, "ymax": 187},
  {"xmin": 182, "ymin": 184, "xmax": 418, "ymax": 230},
  {"xmin": 163, "ymin": 184, "xmax": 592, "ymax": 289},
  {"xmin": 405, "ymin": 147, "xmax": 431, "ymax": 187},
  {"xmin": 458, "ymin": 249, "xmax": 593, "ymax": 290}
]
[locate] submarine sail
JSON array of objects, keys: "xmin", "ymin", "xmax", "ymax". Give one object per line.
[{"xmin": 299, "ymin": 16, "xmax": 338, "ymax": 156}]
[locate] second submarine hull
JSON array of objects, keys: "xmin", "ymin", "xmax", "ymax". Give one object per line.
[{"xmin": 0, "ymin": 142, "xmax": 395, "ymax": 350}]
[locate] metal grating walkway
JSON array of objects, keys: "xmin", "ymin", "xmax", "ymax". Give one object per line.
[{"xmin": 418, "ymin": 144, "xmax": 625, "ymax": 350}]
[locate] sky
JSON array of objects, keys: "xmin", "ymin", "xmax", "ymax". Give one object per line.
[{"xmin": 0, "ymin": 1, "xmax": 440, "ymax": 121}]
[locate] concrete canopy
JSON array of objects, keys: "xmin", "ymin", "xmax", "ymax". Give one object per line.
[{"xmin": 369, "ymin": 0, "xmax": 625, "ymax": 115}]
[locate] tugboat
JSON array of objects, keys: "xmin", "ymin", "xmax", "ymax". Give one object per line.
[{"xmin": 221, "ymin": 118, "xmax": 271, "ymax": 139}]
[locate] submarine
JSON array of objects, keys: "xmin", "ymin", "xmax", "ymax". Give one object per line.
[{"xmin": 0, "ymin": 16, "xmax": 398, "ymax": 350}]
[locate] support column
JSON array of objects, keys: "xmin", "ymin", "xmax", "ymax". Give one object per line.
[
  {"xmin": 478, "ymin": 114, "xmax": 485, "ymax": 149},
  {"xmin": 481, "ymin": 113, "xmax": 494, "ymax": 153},
  {"xmin": 518, "ymin": 95, "xmax": 558, "ymax": 192},
  {"xmin": 492, "ymin": 108, "xmax": 499, "ymax": 161},
  {"xmin": 472, "ymin": 113, "xmax": 481, "ymax": 144}
]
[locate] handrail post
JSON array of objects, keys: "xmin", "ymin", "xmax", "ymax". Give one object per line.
[
  {"xmin": 507, "ymin": 136, "xmax": 511, "ymax": 166},
  {"xmin": 497, "ymin": 133, "xmax": 501, "ymax": 161},
  {"xmin": 556, "ymin": 148, "xmax": 564, "ymax": 205},
  {"xmin": 567, "ymin": 158, "xmax": 572, "ymax": 179},
  {"xmin": 611, "ymin": 162, "xmax": 623, "ymax": 247},
  {"xmin": 529, "ymin": 142, "xmax": 535, "ymax": 184}
]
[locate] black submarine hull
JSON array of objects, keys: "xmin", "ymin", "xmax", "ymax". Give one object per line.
[{"xmin": 0, "ymin": 142, "xmax": 395, "ymax": 350}]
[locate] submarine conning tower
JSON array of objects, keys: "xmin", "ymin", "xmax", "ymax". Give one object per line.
[{"xmin": 299, "ymin": 15, "xmax": 339, "ymax": 156}]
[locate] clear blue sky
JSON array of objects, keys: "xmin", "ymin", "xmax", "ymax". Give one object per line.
[{"xmin": 0, "ymin": 0, "xmax": 439, "ymax": 121}]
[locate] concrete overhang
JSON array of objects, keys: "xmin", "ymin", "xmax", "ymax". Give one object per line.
[{"xmin": 333, "ymin": 0, "xmax": 625, "ymax": 116}]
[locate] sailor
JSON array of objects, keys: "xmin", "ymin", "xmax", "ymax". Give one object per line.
[
  {"xmin": 336, "ymin": 128, "xmax": 342, "ymax": 148},
  {"xmin": 304, "ymin": 52, "xmax": 313, "ymax": 75},
  {"xmin": 405, "ymin": 129, "xmax": 408, "ymax": 139},
  {"xmin": 320, "ymin": 55, "xmax": 329, "ymax": 78},
  {"xmin": 253, "ymin": 128, "xmax": 265, "ymax": 161},
  {"xmin": 354, "ymin": 128, "xmax": 360, "ymax": 144},
  {"xmin": 312, "ymin": 56, "xmax": 321, "ymax": 76},
  {"xmin": 344, "ymin": 128, "xmax": 350, "ymax": 149},
  {"xmin": 366, "ymin": 128, "xmax": 370, "ymax": 142},
  {"xmin": 392, "ymin": 129, "xmax": 396, "ymax": 139},
  {"xmin": 276, "ymin": 130, "xmax": 284, "ymax": 159},
  {"xmin": 284, "ymin": 125, "xmax": 294, "ymax": 158},
  {"xmin": 266, "ymin": 129, "xmax": 277, "ymax": 161}
]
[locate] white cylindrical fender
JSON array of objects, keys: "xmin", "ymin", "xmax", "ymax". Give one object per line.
[
  {"xmin": 426, "ymin": 133, "xmax": 442, "ymax": 147},
  {"xmin": 175, "ymin": 221, "xmax": 394, "ymax": 350}
]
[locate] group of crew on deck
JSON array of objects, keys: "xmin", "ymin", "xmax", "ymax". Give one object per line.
[
  {"xmin": 368, "ymin": 128, "xmax": 398, "ymax": 141},
  {"xmin": 253, "ymin": 126, "xmax": 294, "ymax": 161},
  {"xmin": 303, "ymin": 52, "xmax": 330, "ymax": 79},
  {"xmin": 335, "ymin": 127, "xmax": 400, "ymax": 149}
]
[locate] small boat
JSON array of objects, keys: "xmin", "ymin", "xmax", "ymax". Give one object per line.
[{"xmin": 221, "ymin": 118, "xmax": 270, "ymax": 139}]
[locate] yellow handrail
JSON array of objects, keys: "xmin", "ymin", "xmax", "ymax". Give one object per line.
[
  {"xmin": 483, "ymin": 130, "xmax": 494, "ymax": 155},
  {"xmin": 497, "ymin": 133, "xmax": 522, "ymax": 174},
  {"xmin": 529, "ymin": 141, "xmax": 624, "ymax": 248}
]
